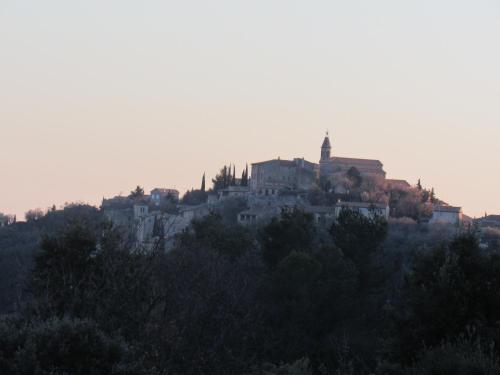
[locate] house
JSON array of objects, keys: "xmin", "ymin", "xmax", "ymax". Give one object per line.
[
  {"xmin": 134, "ymin": 204, "xmax": 149, "ymax": 219},
  {"xmin": 430, "ymin": 205, "xmax": 463, "ymax": 225},
  {"xmin": 303, "ymin": 205, "xmax": 337, "ymax": 226},
  {"xmin": 335, "ymin": 201, "xmax": 390, "ymax": 220},
  {"xmin": 150, "ymin": 188, "xmax": 179, "ymax": 206},
  {"xmin": 478, "ymin": 215, "xmax": 500, "ymax": 229},
  {"xmin": 238, "ymin": 207, "xmax": 280, "ymax": 225},
  {"xmin": 218, "ymin": 185, "xmax": 251, "ymax": 200}
]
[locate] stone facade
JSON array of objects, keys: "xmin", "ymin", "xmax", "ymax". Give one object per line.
[
  {"xmin": 430, "ymin": 205, "xmax": 463, "ymax": 225},
  {"xmin": 319, "ymin": 134, "xmax": 386, "ymax": 180},
  {"xmin": 478, "ymin": 215, "xmax": 500, "ymax": 229},
  {"xmin": 238, "ymin": 201, "xmax": 389, "ymax": 226},
  {"xmin": 218, "ymin": 185, "xmax": 251, "ymax": 200},
  {"xmin": 335, "ymin": 201, "xmax": 390, "ymax": 220},
  {"xmin": 150, "ymin": 188, "xmax": 179, "ymax": 206},
  {"xmin": 250, "ymin": 158, "xmax": 317, "ymax": 195}
]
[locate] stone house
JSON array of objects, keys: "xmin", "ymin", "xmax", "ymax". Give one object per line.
[
  {"xmin": 335, "ymin": 201, "xmax": 390, "ymax": 220},
  {"xmin": 430, "ymin": 205, "xmax": 463, "ymax": 225},
  {"xmin": 218, "ymin": 185, "xmax": 251, "ymax": 200},
  {"xmin": 150, "ymin": 188, "xmax": 179, "ymax": 206}
]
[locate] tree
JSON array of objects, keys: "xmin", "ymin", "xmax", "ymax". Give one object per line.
[
  {"xmin": 346, "ymin": 167, "xmax": 362, "ymax": 188},
  {"xmin": 389, "ymin": 234, "xmax": 500, "ymax": 364},
  {"xmin": 149, "ymin": 228, "xmax": 265, "ymax": 374},
  {"xmin": 241, "ymin": 164, "xmax": 249, "ymax": 186},
  {"xmin": 25, "ymin": 208, "xmax": 45, "ymax": 223},
  {"xmin": 417, "ymin": 179, "xmax": 422, "ymax": 191},
  {"xmin": 201, "ymin": 172, "xmax": 206, "ymax": 192},
  {"xmin": 212, "ymin": 164, "xmax": 242, "ymax": 191},
  {"xmin": 32, "ymin": 223, "xmax": 97, "ymax": 316},
  {"xmin": 330, "ymin": 208, "xmax": 387, "ymax": 287},
  {"xmin": 129, "ymin": 185, "xmax": 145, "ymax": 199},
  {"xmin": 0, "ymin": 317, "xmax": 136, "ymax": 375},
  {"xmin": 260, "ymin": 209, "xmax": 316, "ymax": 268},
  {"xmin": 0, "ymin": 212, "xmax": 16, "ymax": 226},
  {"xmin": 212, "ymin": 165, "xmax": 230, "ymax": 192},
  {"xmin": 402, "ymin": 337, "xmax": 500, "ymax": 375},
  {"xmin": 231, "ymin": 165, "xmax": 236, "ymax": 186},
  {"xmin": 248, "ymin": 358, "xmax": 313, "ymax": 375},
  {"xmin": 430, "ymin": 187, "xmax": 436, "ymax": 203},
  {"xmin": 179, "ymin": 213, "xmax": 254, "ymax": 258},
  {"xmin": 181, "ymin": 189, "xmax": 207, "ymax": 206}
]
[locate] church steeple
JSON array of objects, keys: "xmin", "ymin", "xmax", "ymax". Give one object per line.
[{"xmin": 321, "ymin": 131, "xmax": 331, "ymax": 161}]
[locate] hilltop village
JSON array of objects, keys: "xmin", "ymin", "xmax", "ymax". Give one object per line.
[{"xmin": 101, "ymin": 133, "xmax": 473, "ymax": 250}]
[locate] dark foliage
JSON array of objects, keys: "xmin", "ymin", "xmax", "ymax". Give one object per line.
[
  {"xmin": 181, "ymin": 189, "xmax": 208, "ymax": 205},
  {"xmin": 3, "ymin": 203, "xmax": 500, "ymax": 374},
  {"xmin": 260, "ymin": 209, "xmax": 316, "ymax": 267},
  {"xmin": 0, "ymin": 316, "xmax": 140, "ymax": 375},
  {"xmin": 387, "ymin": 234, "xmax": 500, "ymax": 365}
]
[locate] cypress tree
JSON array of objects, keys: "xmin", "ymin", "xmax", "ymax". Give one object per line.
[
  {"xmin": 201, "ymin": 173, "xmax": 206, "ymax": 192},
  {"xmin": 241, "ymin": 168, "xmax": 246, "ymax": 186},
  {"xmin": 223, "ymin": 166, "xmax": 228, "ymax": 188},
  {"xmin": 430, "ymin": 187, "xmax": 436, "ymax": 203},
  {"xmin": 417, "ymin": 179, "xmax": 422, "ymax": 190}
]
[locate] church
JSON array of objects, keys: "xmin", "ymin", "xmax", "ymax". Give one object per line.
[
  {"xmin": 250, "ymin": 133, "xmax": 386, "ymax": 194},
  {"xmin": 319, "ymin": 132, "xmax": 386, "ymax": 180}
]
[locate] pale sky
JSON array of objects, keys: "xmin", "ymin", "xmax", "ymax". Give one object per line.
[{"xmin": 1, "ymin": 0, "xmax": 499, "ymax": 219}]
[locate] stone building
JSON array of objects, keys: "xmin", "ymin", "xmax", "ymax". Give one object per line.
[
  {"xmin": 385, "ymin": 179, "xmax": 411, "ymax": 190},
  {"xmin": 430, "ymin": 205, "xmax": 463, "ymax": 225},
  {"xmin": 238, "ymin": 201, "xmax": 389, "ymax": 226},
  {"xmin": 218, "ymin": 185, "xmax": 251, "ymax": 200},
  {"xmin": 150, "ymin": 188, "xmax": 179, "ymax": 206},
  {"xmin": 319, "ymin": 133, "xmax": 386, "ymax": 180},
  {"xmin": 335, "ymin": 201, "xmax": 390, "ymax": 220},
  {"xmin": 250, "ymin": 158, "xmax": 317, "ymax": 195},
  {"xmin": 478, "ymin": 215, "xmax": 500, "ymax": 229},
  {"xmin": 238, "ymin": 207, "xmax": 280, "ymax": 225}
]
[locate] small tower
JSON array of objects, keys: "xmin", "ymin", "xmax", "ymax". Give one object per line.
[{"xmin": 321, "ymin": 131, "xmax": 331, "ymax": 161}]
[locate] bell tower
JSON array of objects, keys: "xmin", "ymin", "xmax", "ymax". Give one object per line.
[{"xmin": 320, "ymin": 131, "xmax": 331, "ymax": 161}]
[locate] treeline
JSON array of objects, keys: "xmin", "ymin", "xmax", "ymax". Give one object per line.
[{"xmin": 1, "ymin": 206, "xmax": 500, "ymax": 374}]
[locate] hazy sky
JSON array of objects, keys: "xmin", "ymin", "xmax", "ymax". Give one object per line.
[{"xmin": 1, "ymin": 0, "xmax": 499, "ymax": 219}]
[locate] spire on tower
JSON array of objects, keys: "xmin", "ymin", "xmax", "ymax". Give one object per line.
[{"xmin": 321, "ymin": 132, "xmax": 332, "ymax": 161}]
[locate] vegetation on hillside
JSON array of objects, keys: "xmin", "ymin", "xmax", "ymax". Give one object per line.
[{"xmin": 1, "ymin": 201, "xmax": 500, "ymax": 374}]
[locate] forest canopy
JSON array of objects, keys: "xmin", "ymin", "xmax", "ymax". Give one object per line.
[{"xmin": 0, "ymin": 204, "xmax": 499, "ymax": 374}]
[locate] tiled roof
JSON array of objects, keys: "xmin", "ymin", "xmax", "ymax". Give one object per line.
[
  {"xmin": 386, "ymin": 179, "xmax": 410, "ymax": 186},
  {"xmin": 480, "ymin": 215, "xmax": 500, "ymax": 222},
  {"xmin": 252, "ymin": 159, "xmax": 315, "ymax": 168},
  {"xmin": 252, "ymin": 159, "xmax": 296, "ymax": 167},
  {"xmin": 330, "ymin": 157, "xmax": 383, "ymax": 166},
  {"xmin": 337, "ymin": 201, "xmax": 388, "ymax": 209},
  {"xmin": 433, "ymin": 205, "xmax": 462, "ymax": 213},
  {"xmin": 151, "ymin": 188, "xmax": 179, "ymax": 194}
]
